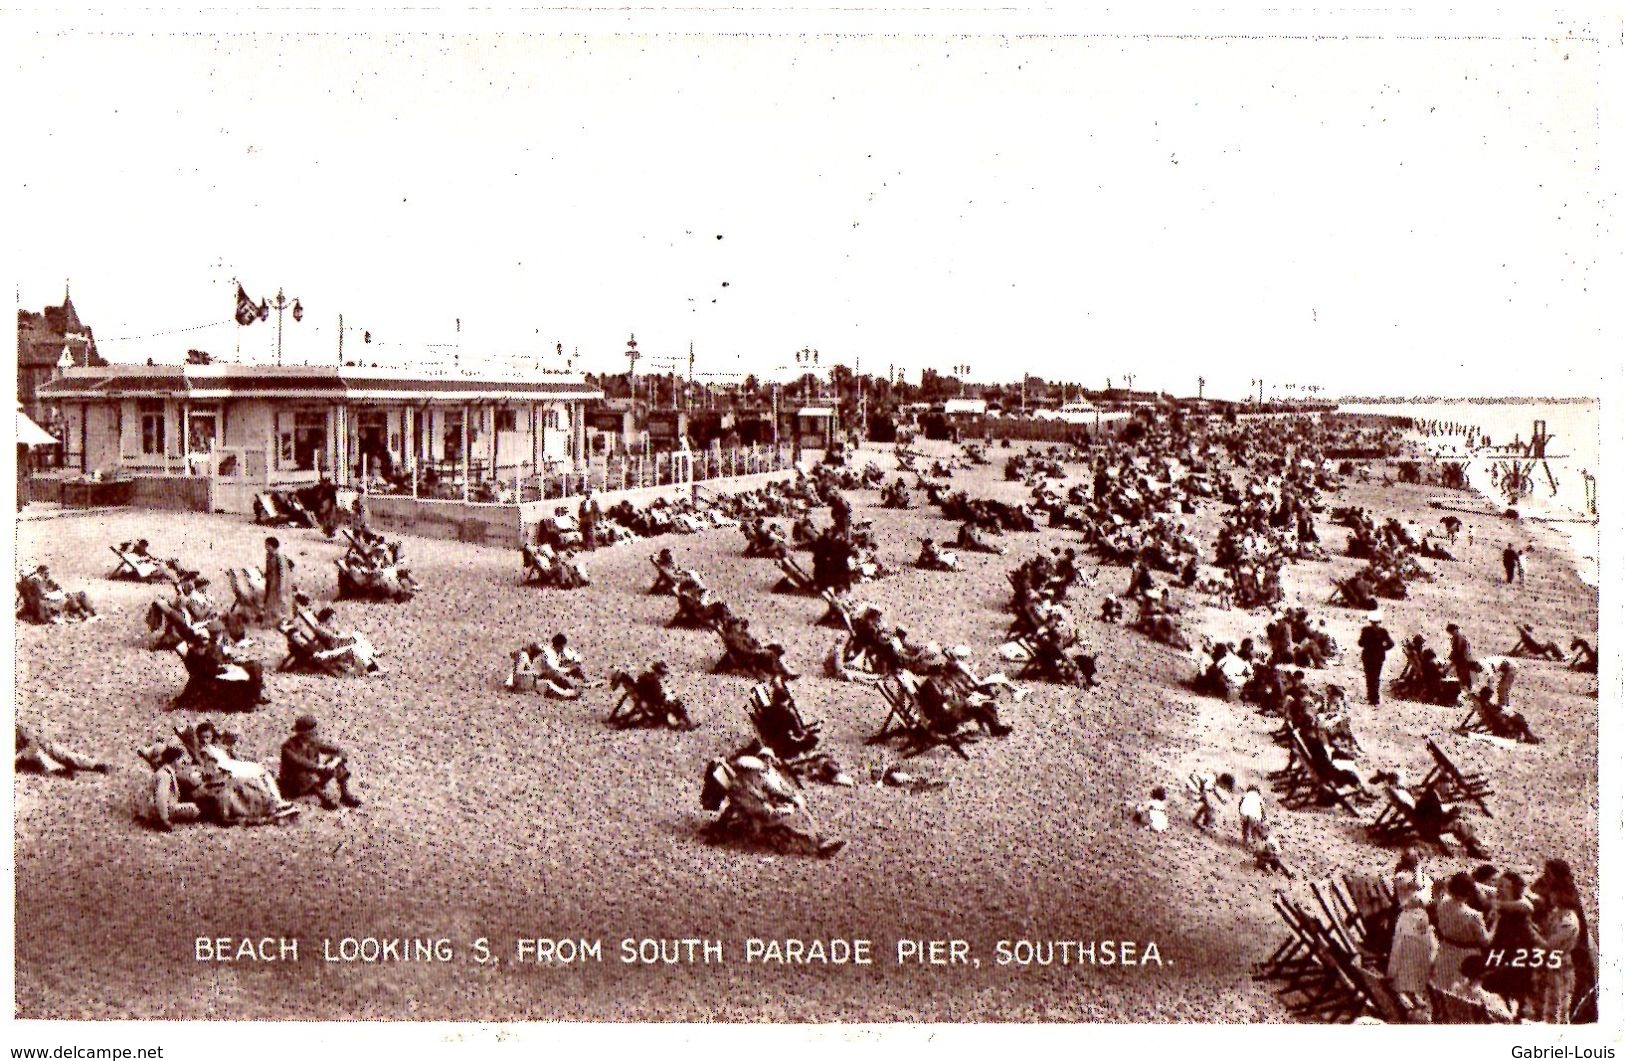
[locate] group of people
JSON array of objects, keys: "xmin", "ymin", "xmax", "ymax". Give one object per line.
[
  {"xmin": 139, "ymin": 716, "xmax": 362, "ymax": 830},
  {"xmin": 1383, "ymin": 850, "xmax": 1596, "ymax": 1023},
  {"xmin": 336, "ymin": 523, "xmax": 417, "ymax": 601},
  {"xmin": 16, "ymin": 565, "xmax": 97, "ymax": 624}
]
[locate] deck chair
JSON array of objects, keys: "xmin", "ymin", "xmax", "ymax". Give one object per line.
[
  {"xmin": 648, "ymin": 557, "xmax": 680, "ymax": 595},
  {"xmin": 275, "ymin": 624, "xmax": 348, "ymax": 676},
  {"xmin": 1349, "ymin": 962, "xmax": 1413, "ymax": 1023},
  {"xmin": 1270, "ymin": 728, "xmax": 1317, "ymax": 807},
  {"xmin": 253, "ymin": 492, "xmax": 300, "ymax": 527},
  {"xmin": 1367, "ymin": 787, "xmax": 1455, "ymax": 856},
  {"xmin": 146, "ymin": 596, "xmax": 208, "ymax": 650},
  {"xmin": 817, "ymin": 589, "xmax": 857, "ymax": 632},
  {"xmin": 1421, "ymin": 738, "xmax": 1494, "ymax": 816},
  {"xmin": 1271, "ymin": 896, "xmax": 1370, "ymax": 1023},
  {"xmin": 604, "ymin": 670, "xmax": 688, "ymax": 729},
  {"xmin": 605, "ymin": 670, "xmax": 648, "ymax": 726},
  {"xmin": 1309, "ymin": 879, "xmax": 1374, "ymax": 962},
  {"xmin": 744, "ymin": 682, "xmax": 821, "ymax": 761},
  {"xmin": 712, "ymin": 628, "xmax": 764, "ymax": 677},
  {"xmin": 225, "ymin": 566, "xmax": 267, "ymax": 623},
  {"xmin": 864, "ymin": 672, "xmax": 971, "ymax": 760},
  {"xmin": 1326, "ymin": 575, "xmax": 1375, "ymax": 610},
  {"xmin": 1254, "ymin": 897, "xmax": 1319, "ymax": 984},
  {"xmin": 521, "ymin": 544, "xmax": 554, "ymax": 585},
  {"xmin": 772, "ymin": 555, "xmax": 818, "ymax": 595},
  {"xmin": 1282, "ymin": 730, "xmax": 1365, "ymax": 816},
  {"xmin": 1453, "ymin": 697, "xmax": 1498, "ymax": 738},
  {"xmin": 1339, "ymin": 872, "xmax": 1397, "ymax": 960},
  {"xmin": 109, "ymin": 545, "xmax": 169, "ymax": 582},
  {"xmin": 669, "ymin": 586, "xmax": 724, "ymax": 630}
]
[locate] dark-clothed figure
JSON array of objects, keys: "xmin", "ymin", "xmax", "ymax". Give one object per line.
[
  {"xmin": 278, "ymin": 715, "xmax": 362, "ymax": 810},
  {"xmin": 1358, "ymin": 611, "xmax": 1394, "ymax": 706},
  {"xmin": 263, "ymin": 536, "xmax": 296, "ymax": 625},
  {"xmin": 1501, "ymin": 544, "xmax": 1521, "ymax": 584}
]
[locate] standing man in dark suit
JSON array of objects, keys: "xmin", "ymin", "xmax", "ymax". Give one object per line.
[
  {"xmin": 1502, "ymin": 543, "xmax": 1521, "ymax": 583},
  {"xmin": 1358, "ymin": 610, "xmax": 1394, "ymax": 706}
]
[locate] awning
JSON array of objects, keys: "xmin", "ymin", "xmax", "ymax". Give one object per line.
[{"xmin": 16, "ymin": 408, "xmax": 57, "ymax": 447}]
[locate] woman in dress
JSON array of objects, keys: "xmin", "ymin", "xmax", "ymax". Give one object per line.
[
  {"xmin": 1482, "ymin": 871, "xmax": 1540, "ymax": 1017},
  {"xmin": 1386, "ymin": 891, "xmax": 1438, "ymax": 1020},
  {"xmin": 1529, "ymin": 859, "xmax": 1593, "ymax": 1023}
]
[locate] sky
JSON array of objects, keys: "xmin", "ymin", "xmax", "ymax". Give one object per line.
[{"xmin": 8, "ymin": 15, "xmax": 1611, "ymax": 399}]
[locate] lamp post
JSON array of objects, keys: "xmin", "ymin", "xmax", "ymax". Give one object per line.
[{"xmin": 267, "ymin": 288, "xmax": 304, "ymax": 365}]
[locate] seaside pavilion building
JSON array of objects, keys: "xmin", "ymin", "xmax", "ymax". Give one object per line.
[{"xmin": 35, "ymin": 363, "xmax": 602, "ymax": 512}]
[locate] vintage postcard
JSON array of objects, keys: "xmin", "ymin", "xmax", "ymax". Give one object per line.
[{"xmin": 7, "ymin": 2, "xmax": 1615, "ymax": 1051}]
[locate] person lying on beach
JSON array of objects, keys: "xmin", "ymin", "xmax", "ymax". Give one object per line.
[
  {"xmin": 1568, "ymin": 637, "xmax": 1597, "ymax": 673},
  {"xmin": 916, "ymin": 537, "xmax": 959, "ymax": 571},
  {"xmin": 1506, "ymin": 624, "xmax": 1567, "ymax": 661},
  {"xmin": 16, "ymin": 723, "xmax": 109, "ymax": 777},
  {"xmin": 296, "ymin": 604, "xmax": 382, "ymax": 675}
]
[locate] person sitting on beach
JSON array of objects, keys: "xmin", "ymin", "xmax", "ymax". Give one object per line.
[
  {"xmin": 633, "ymin": 661, "xmax": 695, "ymax": 729},
  {"xmin": 1468, "ymin": 684, "xmax": 1542, "ymax": 744},
  {"xmin": 302, "ymin": 605, "xmax": 382, "ymax": 675},
  {"xmin": 916, "ymin": 537, "xmax": 959, "ymax": 571},
  {"xmin": 17, "ymin": 565, "xmax": 97, "ymax": 624},
  {"xmin": 507, "ymin": 634, "xmax": 586, "ymax": 699},
  {"xmin": 1568, "ymin": 637, "xmax": 1597, "ymax": 673},
  {"xmin": 1506, "ymin": 623, "xmax": 1567, "ymax": 661},
  {"xmin": 143, "ymin": 744, "xmax": 208, "ymax": 830},
  {"xmin": 193, "ymin": 722, "xmax": 295, "ymax": 815},
  {"xmin": 1099, "ymin": 596, "xmax": 1124, "ymax": 624},
  {"xmin": 15, "ymin": 723, "xmax": 109, "ymax": 777},
  {"xmin": 279, "ymin": 715, "xmax": 363, "ymax": 810},
  {"xmin": 174, "ymin": 628, "xmax": 270, "ymax": 710},
  {"xmin": 1134, "ymin": 786, "xmax": 1170, "ymax": 832},
  {"xmin": 752, "ymin": 678, "xmax": 820, "ymax": 760},
  {"xmin": 700, "ymin": 749, "xmax": 844, "ymax": 858}
]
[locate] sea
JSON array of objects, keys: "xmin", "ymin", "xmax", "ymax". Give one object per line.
[{"xmin": 1340, "ymin": 399, "xmax": 1601, "ymax": 586}]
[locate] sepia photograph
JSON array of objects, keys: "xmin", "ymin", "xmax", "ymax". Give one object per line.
[{"xmin": 6, "ymin": 1, "xmax": 1616, "ymax": 1048}]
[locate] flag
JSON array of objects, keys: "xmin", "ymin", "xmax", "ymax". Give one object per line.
[
  {"xmin": 257, "ymin": 299, "xmax": 270, "ymax": 322},
  {"xmin": 235, "ymin": 284, "xmax": 258, "ymax": 326}
]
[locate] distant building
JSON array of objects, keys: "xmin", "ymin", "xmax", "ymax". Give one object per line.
[
  {"xmin": 17, "ymin": 287, "xmax": 103, "ymax": 420},
  {"xmin": 37, "ymin": 364, "xmax": 601, "ymax": 510}
]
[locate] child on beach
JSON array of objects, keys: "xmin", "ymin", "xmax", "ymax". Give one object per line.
[
  {"xmin": 1251, "ymin": 824, "xmax": 1295, "ymax": 879},
  {"xmin": 1135, "ymin": 786, "xmax": 1170, "ymax": 832},
  {"xmin": 1238, "ymin": 784, "xmax": 1269, "ymax": 846},
  {"xmin": 1187, "ymin": 771, "xmax": 1236, "ymax": 831}
]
